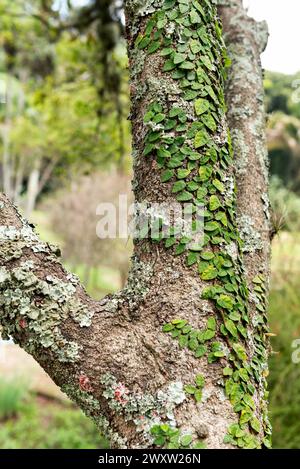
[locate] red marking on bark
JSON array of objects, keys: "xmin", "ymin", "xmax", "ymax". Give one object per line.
[
  {"xmin": 79, "ymin": 374, "xmax": 93, "ymax": 392},
  {"xmin": 113, "ymin": 382, "xmax": 129, "ymax": 404},
  {"xmin": 19, "ymin": 318, "xmax": 27, "ymax": 329}
]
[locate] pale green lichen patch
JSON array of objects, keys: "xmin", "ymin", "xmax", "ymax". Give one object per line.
[
  {"xmin": 231, "ymin": 129, "xmax": 250, "ymax": 175},
  {"xmin": 130, "ymin": 0, "xmax": 163, "ymax": 17},
  {"xmin": 0, "ymin": 260, "xmax": 94, "ymax": 362},
  {"xmin": 238, "ymin": 215, "xmax": 263, "ymax": 253},
  {"xmin": 123, "ymin": 255, "xmax": 154, "ymax": 310},
  {"xmin": 100, "ymin": 373, "xmax": 186, "ymax": 446}
]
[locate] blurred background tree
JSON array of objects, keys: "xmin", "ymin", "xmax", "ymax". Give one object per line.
[{"xmin": 1, "ymin": 0, "xmax": 300, "ymax": 450}]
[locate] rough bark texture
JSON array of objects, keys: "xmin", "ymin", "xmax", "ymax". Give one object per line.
[
  {"xmin": 218, "ymin": 0, "xmax": 272, "ymax": 443},
  {"xmin": 0, "ymin": 0, "xmax": 271, "ymax": 449}
]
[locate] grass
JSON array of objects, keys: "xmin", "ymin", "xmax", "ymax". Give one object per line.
[
  {"xmin": 268, "ymin": 233, "xmax": 300, "ymax": 448},
  {"xmin": 68, "ymin": 263, "xmax": 121, "ymax": 298},
  {"xmin": 0, "ymin": 395, "xmax": 108, "ymax": 449},
  {"xmin": 0, "ymin": 379, "xmax": 28, "ymax": 420}
]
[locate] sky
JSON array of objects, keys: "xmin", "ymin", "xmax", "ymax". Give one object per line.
[{"xmin": 244, "ymin": 0, "xmax": 300, "ymax": 74}]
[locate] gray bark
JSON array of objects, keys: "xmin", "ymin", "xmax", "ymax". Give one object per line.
[{"xmin": 0, "ymin": 0, "xmax": 271, "ymax": 449}]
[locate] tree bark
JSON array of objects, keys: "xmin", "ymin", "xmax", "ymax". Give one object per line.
[{"xmin": 0, "ymin": 0, "xmax": 271, "ymax": 449}]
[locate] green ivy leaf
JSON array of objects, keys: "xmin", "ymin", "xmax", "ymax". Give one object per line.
[
  {"xmin": 162, "ymin": 323, "xmax": 174, "ymax": 332},
  {"xmin": 188, "ymin": 338, "xmax": 199, "ymax": 351},
  {"xmin": 160, "ymin": 47, "xmax": 173, "ymax": 56},
  {"xmin": 224, "ymin": 319, "xmax": 238, "ymax": 338},
  {"xmin": 163, "ymin": 59, "xmax": 177, "ymax": 72},
  {"xmin": 180, "ymin": 61, "xmax": 195, "ymax": 70},
  {"xmin": 143, "ymin": 143, "xmax": 155, "ymax": 156},
  {"xmin": 153, "ymin": 113, "xmax": 166, "ymax": 124},
  {"xmin": 195, "ymin": 374, "xmax": 205, "ymax": 388},
  {"xmin": 184, "ymin": 385, "xmax": 196, "ymax": 395},
  {"xmin": 194, "ymin": 98, "xmax": 210, "ymax": 116},
  {"xmin": 217, "ymin": 294, "xmax": 234, "ymax": 310},
  {"xmin": 177, "ymin": 169, "xmax": 191, "ymax": 179},
  {"xmin": 184, "ymin": 89, "xmax": 199, "ymax": 101},
  {"xmin": 165, "ymin": 237, "xmax": 176, "ymax": 248},
  {"xmin": 200, "ymin": 264, "xmax": 218, "ymax": 281},
  {"xmin": 199, "ymin": 165, "xmax": 213, "ymax": 181},
  {"xmin": 215, "ymin": 211, "xmax": 228, "ymax": 226},
  {"xmin": 232, "ymin": 343, "xmax": 247, "ymax": 361},
  {"xmin": 205, "ymin": 221, "xmax": 219, "ymax": 232},
  {"xmin": 148, "ymin": 41, "xmax": 161, "ymax": 54},
  {"xmin": 194, "ymin": 130, "xmax": 209, "ymax": 148},
  {"xmin": 243, "ymin": 394, "xmax": 255, "ymax": 410},
  {"xmin": 223, "ymin": 367, "xmax": 233, "ymax": 376},
  {"xmin": 179, "ymin": 3, "xmax": 189, "ymax": 14},
  {"xmin": 157, "ymin": 18, "xmax": 168, "ymax": 29},
  {"xmin": 192, "ymin": 0, "xmax": 205, "ymax": 16},
  {"xmin": 176, "ymin": 191, "xmax": 193, "ymax": 202},
  {"xmin": 174, "ymin": 52, "xmax": 186, "ymax": 64},
  {"xmin": 186, "ymin": 252, "xmax": 198, "ymax": 266},
  {"xmin": 200, "ymin": 251, "xmax": 215, "ymax": 261},
  {"xmin": 250, "ymin": 417, "xmax": 261, "ymax": 434},
  {"xmin": 190, "ymin": 9, "xmax": 201, "ymax": 24},
  {"xmin": 173, "ymin": 319, "xmax": 187, "ymax": 328},
  {"xmin": 202, "ymin": 114, "xmax": 216, "ymax": 132},
  {"xmin": 202, "ymin": 329, "xmax": 216, "ymax": 341},
  {"xmin": 197, "ymin": 186, "xmax": 208, "ymax": 200},
  {"xmin": 212, "ymin": 178, "xmax": 225, "ymax": 193},
  {"xmin": 172, "ymin": 181, "xmax": 186, "ymax": 193},
  {"xmin": 144, "ymin": 111, "xmax": 154, "ymax": 123},
  {"xmin": 138, "ymin": 36, "xmax": 151, "ymax": 49},
  {"xmin": 190, "ymin": 39, "xmax": 201, "ymax": 54},
  {"xmin": 161, "ymin": 169, "xmax": 174, "ymax": 182},
  {"xmin": 240, "ymin": 409, "xmax": 253, "ymax": 425},
  {"xmin": 207, "ymin": 317, "xmax": 216, "ymax": 331},
  {"xmin": 179, "ymin": 334, "xmax": 189, "ymax": 348},
  {"xmin": 175, "ymin": 243, "xmax": 186, "ymax": 255},
  {"xmin": 195, "ymin": 345, "xmax": 207, "ymax": 357},
  {"xmin": 209, "ymin": 195, "xmax": 221, "ymax": 211},
  {"xmin": 194, "ymin": 389, "xmax": 203, "ymax": 402}
]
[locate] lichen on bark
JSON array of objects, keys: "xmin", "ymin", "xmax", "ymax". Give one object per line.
[{"xmin": 0, "ymin": 0, "xmax": 271, "ymax": 449}]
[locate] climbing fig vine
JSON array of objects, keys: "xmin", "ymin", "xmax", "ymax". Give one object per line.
[
  {"xmin": 130, "ymin": 0, "xmax": 271, "ymax": 448},
  {"xmin": 0, "ymin": 0, "xmax": 271, "ymax": 450}
]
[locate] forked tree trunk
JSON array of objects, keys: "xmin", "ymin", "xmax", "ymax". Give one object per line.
[
  {"xmin": 2, "ymin": 74, "xmax": 13, "ymax": 199},
  {"xmin": 0, "ymin": 0, "xmax": 271, "ymax": 449}
]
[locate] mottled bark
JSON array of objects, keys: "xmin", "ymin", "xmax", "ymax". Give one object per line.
[
  {"xmin": 0, "ymin": 0, "xmax": 271, "ymax": 449},
  {"xmin": 218, "ymin": 0, "xmax": 270, "ymax": 285},
  {"xmin": 218, "ymin": 0, "xmax": 272, "ymax": 441}
]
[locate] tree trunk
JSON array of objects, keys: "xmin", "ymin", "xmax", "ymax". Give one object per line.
[
  {"xmin": 2, "ymin": 74, "xmax": 13, "ymax": 199},
  {"xmin": 218, "ymin": 0, "xmax": 272, "ymax": 445},
  {"xmin": 25, "ymin": 164, "xmax": 41, "ymax": 219},
  {"xmin": 0, "ymin": 0, "xmax": 271, "ymax": 449}
]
